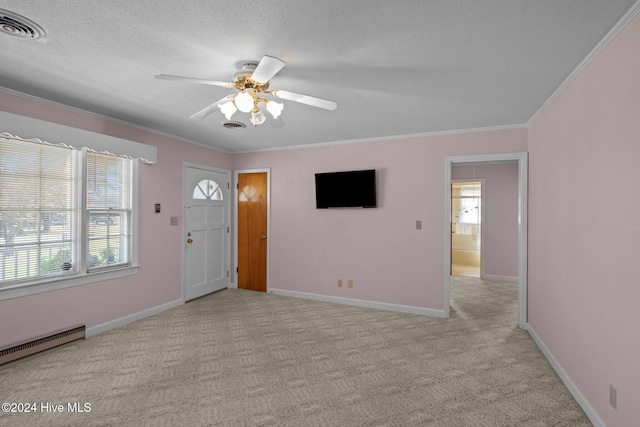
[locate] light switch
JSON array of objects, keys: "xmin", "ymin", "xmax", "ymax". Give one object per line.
[
  {"xmin": 155, "ymin": 203, "xmax": 161, "ymax": 213},
  {"xmin": 170, "ymin": 216, "xmax": 178, "ymax": 226},
  {"xmin": 416, "ymin": 220, "xmax": 422, "ymax": 230}
]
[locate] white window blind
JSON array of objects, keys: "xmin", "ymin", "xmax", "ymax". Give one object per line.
[
  {"xmin": 86, "ymin": 152, "xmax": 132, "ymax": 271},
  {"xmin": 0, "ymin": 120, "xmax": 141, "ymax": 300},
  {"xmin": 0, "ymin": 136, "xmax": 77, "ymax": 283}
]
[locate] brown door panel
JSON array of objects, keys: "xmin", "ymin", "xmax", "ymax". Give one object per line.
[{"xmin": 237, "ymin": 172, "xmax": 267, "ymax": 292}]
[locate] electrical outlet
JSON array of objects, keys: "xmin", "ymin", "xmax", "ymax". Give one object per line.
[
  {"xmin": 610, "ymin": 385, "xmax": 617, "ymax": 409},
  {"xmin": 338, "ymin": 279, "xmax": 343, "ymax": 287},
  {"xmin": 348, "ymin": 279, "xmax": 353, "ymax": 288}
]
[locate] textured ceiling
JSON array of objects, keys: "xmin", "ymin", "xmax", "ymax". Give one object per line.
[{"xmin": 0, "ymin": 1, "xmax": 637, "ymax": 152}]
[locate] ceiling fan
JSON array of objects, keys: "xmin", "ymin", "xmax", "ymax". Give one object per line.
[{"xmin": 156, "ymin": 55, "xmax": 337, "ymax": 126}]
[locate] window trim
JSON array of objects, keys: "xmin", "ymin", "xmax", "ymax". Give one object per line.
[
  {"xmin": 0, "ymin": 265, "xmax": 139, "ymax": 301},
  {"xmin": 0, "ymin": 128, "xmax": 142, "ymax": 301},
  {"xmin": 0, "ymin": 111, "xmax": 157, "ymax": 163}
]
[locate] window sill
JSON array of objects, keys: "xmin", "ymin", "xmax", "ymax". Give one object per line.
[{"xmin": 0, "ymin": 265, "xmax": 140, "ymax": 301}]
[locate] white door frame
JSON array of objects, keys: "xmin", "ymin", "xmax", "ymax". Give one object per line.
[
  {"xmin": 444, "ymin": 152, "xmax": 528, "ymax": 328},
  {"xmin": 182, "ymin": 162, "xmax": 231, "ymax": 301},
  {"xmin": 451, "ymin": 178, "xmax": 485, "ymax": 278},
  {"xmin": 232, "ymin": 168, "xmax": 271, "ymax": 291}
]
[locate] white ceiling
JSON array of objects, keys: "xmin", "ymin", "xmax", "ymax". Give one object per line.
[{"xmin": 0, "ymin": 1, "xmax": 637, "ymax": 153}]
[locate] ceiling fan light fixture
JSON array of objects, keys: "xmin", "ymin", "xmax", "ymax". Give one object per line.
[
  {"xmin": 219, "ymin": 100, "xmax": 237, "ymax": 120},
  {"xmin": 250, "ymin": 109, "xmax": 266, "ymax": 126},
  {"xmin": 156, "ymin": 55, "xmax": 337, "ymax": 128},
  {"xmin": 235, "ymin": 91, "xmax": 254, "ymax": 113},
  {"xmin": 266, "ymin": 100, "xmax": 284, "ymax": 119}
]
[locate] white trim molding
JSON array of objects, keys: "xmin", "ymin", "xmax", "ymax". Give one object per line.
[
  {"xmin": 269, "ymin": 289, "xmax": 447, "ymax": 318},
  {"xmin": 526, "ymin": 325, "xmax": 604, "ymax": 427},
  {"xmin": 0, "ymin": 111, "xmax": 157, "ymax": 163},
  {"xmin": 0, "ymin": 266, "xmax": 139, "ymax": 301},
  {"xmin": 86, "ymin": 299, "xmax": 183, "ymax": 338}
]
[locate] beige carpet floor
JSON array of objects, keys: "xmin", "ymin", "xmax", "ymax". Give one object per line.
[{"xmin": 0, "ymin": 277, "xmax": 591, "ymax": 426}]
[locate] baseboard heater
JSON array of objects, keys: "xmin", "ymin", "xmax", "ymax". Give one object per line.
[{"xmin": 0, "ymin": 324, "xmax": 85, "ymax": 366}]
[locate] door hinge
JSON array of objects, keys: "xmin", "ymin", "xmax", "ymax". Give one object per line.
[
  {"xmin": 227, "ymin": 270, "xmax": 230, "ymax": 278},
  {"xmin": 236, "ymin": 267, "xmax": 238, "ymax": 273},
  {"xmin": 236, "ymin": 183, "xmax": 239, "ymax": 189},
  {"xmin": 227, "ymin": 226, "xmax": 229, "ymax": 233},
  {"xmin": 228, "ymin": 182, "xmax": 230, "ymax": 189}
]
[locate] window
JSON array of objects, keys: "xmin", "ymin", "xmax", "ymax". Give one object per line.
[
  {"xmin": 87, "ymin": 152, "xmax": 132, "ymax": 270},
  {"xmin": 193, "ymin": 179, "xmax": 223, "ymax": 200},
  {"xmin": 455, "ymin": 183, "xmax": 481, "ymax": 225},
  {"xmin": 1, "ymin": 134, "xmax": 138, "ymax": 297},
  {"xmin": 0, "ymin": 137, "xmax": 76, "ymax": 282}
]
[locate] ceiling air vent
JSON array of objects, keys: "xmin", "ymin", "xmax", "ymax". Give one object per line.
[
  {"xmin": 0, "ymin": 9, "xmax": 46, "ymax": 39},
  {"xmin": 221, "ymin": 121, "xmax": 247, "ymax": 130}
]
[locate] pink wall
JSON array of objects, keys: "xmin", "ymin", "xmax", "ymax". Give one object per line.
[
  {"xmin": 233, "ymin": 129, "xmax": 526, "ymax": 310},
  {"xmin": 528, "ymin": 13, "xmax": 640, "ymax": 427},
  {"xmin": 0, "ymin": 90, "xmax": 232, "ymax": 347},
  {"xmin": 452, "ymin": 163, "xmax": 519, "ymax": 279}
]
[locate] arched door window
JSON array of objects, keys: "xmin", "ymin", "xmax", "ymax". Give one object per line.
[{"xmin": 193, "ymin": 179, "xmax": 223, "ymax": 200}]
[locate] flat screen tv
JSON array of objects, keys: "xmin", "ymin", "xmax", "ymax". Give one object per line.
[{"xmin": 315, "ymin": 169, "xmax": 377, "ymax": 208}]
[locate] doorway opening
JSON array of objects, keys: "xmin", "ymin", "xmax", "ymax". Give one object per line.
[
  {"xmin": 444, "ymin": 152, "xmax": 528, "ymax": 328},
  {"xmin": 451, "ymin": 180, "xmax": 483, "ymax": 278}
]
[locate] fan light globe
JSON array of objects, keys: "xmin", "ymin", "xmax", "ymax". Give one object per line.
[
  {"xmin": 219, "ymin": 101, "xmax": 237, "ymax": 120},
  {"xmin": 250, "ymin": 110, "xmax": 266, "ymax": 126},
  {"xmin": 266, "ymin": 101, "xmax": 284, "ymax": 119},
  {"xmin": 235, "ymin": 91, "xmax": 254, "ymax": 113}
]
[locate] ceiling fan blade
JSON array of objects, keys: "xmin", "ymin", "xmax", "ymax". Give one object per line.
[
  {"xmin": 155, "ymin": 74, "xmax": 233, "ymax": 88},
  {"xmin": 250, "ymin": 56, "xmax": 286, "ymax": 84},
  {"xmin": 271, "ymin": 90, "xmax": 337, "ymax": 111},
  {"xmin": 190, "ymin": 95, "xmax": 234, "ymax": 120}
]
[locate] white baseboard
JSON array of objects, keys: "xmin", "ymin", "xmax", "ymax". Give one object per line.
[
  {"xmin": 269, "ymin": 289, "xmax": 447, "ymax": 318},
  {"xmin": 526, "ymin": 324, "xmax": 604, "ymax": 427},
  {"xmin": 482, "ymin": 274, "xmax": 518, "ymax": 282},
  {"xmin": 86, "ymin": 299, "xmax": 183, "ymax": 338}
]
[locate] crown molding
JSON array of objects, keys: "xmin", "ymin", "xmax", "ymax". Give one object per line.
[{"xmin": 527, "ymin": 0, "xmax": 640, "ymax": 126}]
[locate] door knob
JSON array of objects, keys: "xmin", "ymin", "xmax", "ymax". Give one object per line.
[
  {"xmin": 187, "ymin": 239, "xmax": 193, "ymax": 243},
  {"xmin": 261, "ymin": 235, "xmax": 266, "ymax": 240}
]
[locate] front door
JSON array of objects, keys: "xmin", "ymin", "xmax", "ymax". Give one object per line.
[
  {"xmin": 237, "ymin": 171, "xmax": 268, "ymax": 292},
  {"xmin": 183, "ymin": 164, "xmax": 230, "ymax": 301}
]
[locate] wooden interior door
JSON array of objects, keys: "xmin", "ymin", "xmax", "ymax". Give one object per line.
[{"xmin": 237, "ymin": 172, "xmax": 267, "ymax": 292}]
